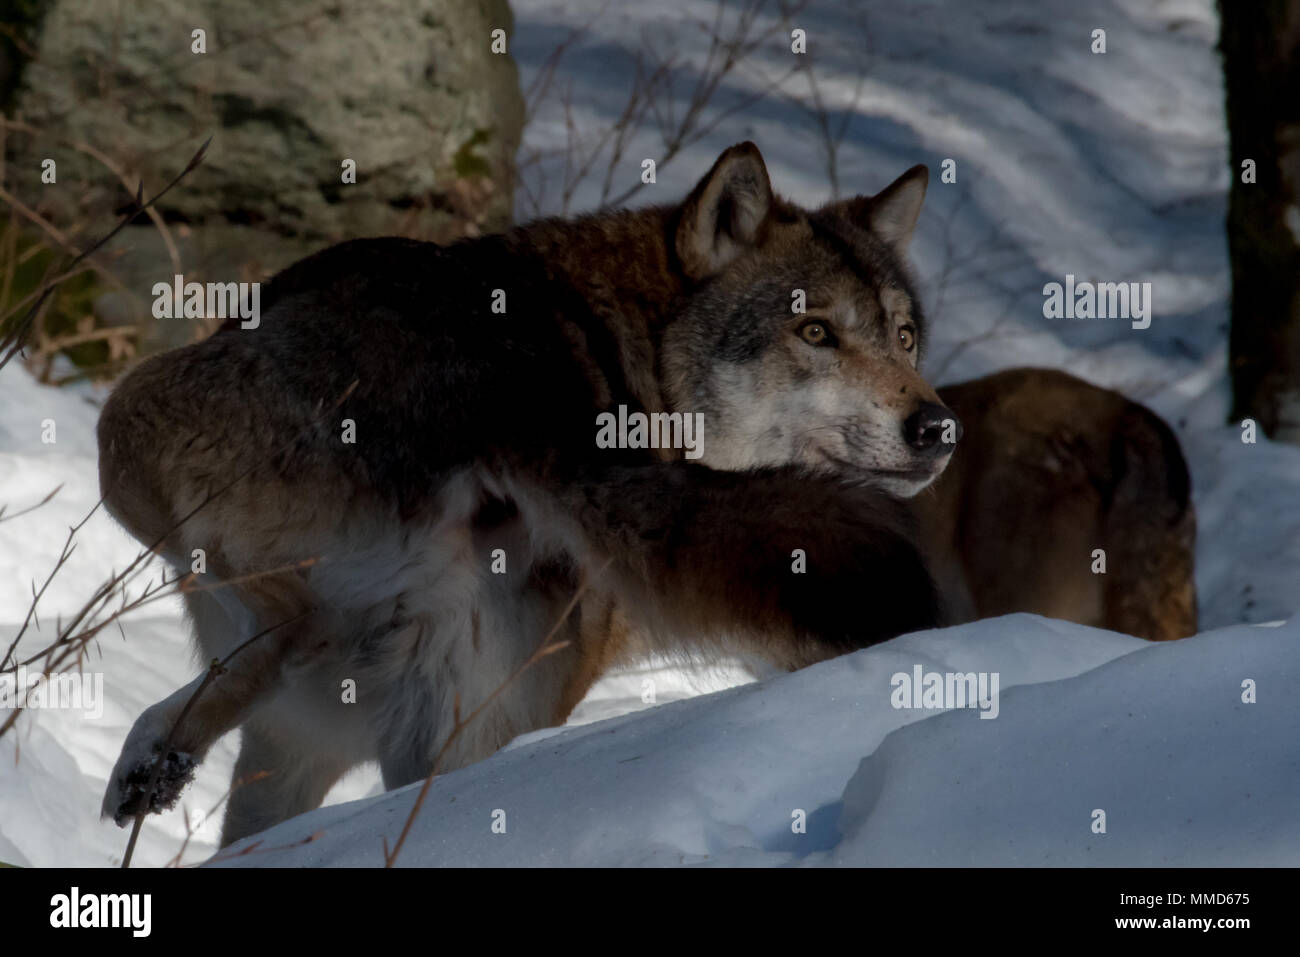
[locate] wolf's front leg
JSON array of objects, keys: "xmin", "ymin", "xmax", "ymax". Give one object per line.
[
  {"xmin": 101, "ymin": 675, "xmax": 208, "ymax": 825},
  {"xmin": 102, "ymin": 574, "xmax": 322, "ymax": 827}
]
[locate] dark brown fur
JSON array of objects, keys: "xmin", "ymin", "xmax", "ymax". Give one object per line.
[
  {"xmin": 914, "ymin": 368, "xmax": 1197, "ymax": 641},
  {"xmin": 98, "ymin": 142, "xmax": 952, "ymax": 846}
]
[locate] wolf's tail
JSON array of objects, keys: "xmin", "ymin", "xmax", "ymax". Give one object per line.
[{"xmin": 1102, "ymin": 402, "xmax": 1198, "ymax": 641}]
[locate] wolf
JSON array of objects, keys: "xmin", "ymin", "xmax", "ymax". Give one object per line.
[
  {"xmin": 98, "ymin": 142, "xmax": 961, "ymax": 846},
  {"xmin": 540, "ymin": 368, "xmax": 1199, "ymax": 729},
  {"xmin": 917, "ymin": 367, "xmax": 1197, "ymax": 642}
]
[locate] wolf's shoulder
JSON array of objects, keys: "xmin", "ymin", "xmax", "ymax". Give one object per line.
[
  {"xmin": 217, "ymin": 232, "xmax": 570, "ymax": 337},
  {"xmin": 266, "ymin": 236, "xmax": 533, "ymax": 311}
]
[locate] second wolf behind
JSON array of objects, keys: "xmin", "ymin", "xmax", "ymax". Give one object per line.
[{"xmin": 917, "ymin": 367, "xmax": 1197, "ymax": 643}]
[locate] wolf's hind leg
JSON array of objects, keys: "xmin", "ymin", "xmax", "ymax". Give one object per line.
[{"xmin": 373, "ymin": 601, "xmax": 585, "ymax": 788}]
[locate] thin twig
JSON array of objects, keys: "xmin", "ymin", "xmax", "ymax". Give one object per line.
[
  {"xmin": 121, "ymin": 612, "xmax": 309, "ymax": 868},
  {"xmin": 0, "ymin": 136, "xmax": 211, "ymax": 370},
  {"xmin": 0, "ymin": 484, "xmax": 61, "ymax": 525},
  {"xmin": 382, "ymin": 557, "xmax": 612, "ymax": 867}
]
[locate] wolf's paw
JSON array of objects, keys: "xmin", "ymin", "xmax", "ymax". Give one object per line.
[{"xmin": 102, "ymin": 733, "xmax": 197, "ymax": 827}]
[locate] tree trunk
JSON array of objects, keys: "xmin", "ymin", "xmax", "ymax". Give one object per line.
[{"xmin": 1220, "ymin": 0, "xmax": 1300, "ymax": 443}]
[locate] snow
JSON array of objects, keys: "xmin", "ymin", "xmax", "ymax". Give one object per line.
[
  {"xmin": 1, "ymin": 0, "xmax": 1298, "ymax": 867},
  {"xmin": 201, "ymin": 616, "xmax": 1296, "ymax": 867},
  {"xmin": 832, "ymin": 620, "xmax": 1296, "ymax": 867}
]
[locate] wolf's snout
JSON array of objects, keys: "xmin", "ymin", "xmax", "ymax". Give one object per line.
[{"xmin": 904, "ymin": 402, "xmax": 962, "ymax": 453}]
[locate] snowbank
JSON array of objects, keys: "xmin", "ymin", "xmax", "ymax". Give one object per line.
[{"xmin": 207, "ymin": 616, "xmax": 1296, "ymax": 867}]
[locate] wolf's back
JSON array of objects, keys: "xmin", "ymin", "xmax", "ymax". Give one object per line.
[{"xmin": 927, "ymin": 367, "xmax": 1196, "ymax": 641}]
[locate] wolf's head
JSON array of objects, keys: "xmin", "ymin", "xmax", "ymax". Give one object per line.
[{"xmin": 663, "ymin": 141, "xmax": 960, "ymax": 497}]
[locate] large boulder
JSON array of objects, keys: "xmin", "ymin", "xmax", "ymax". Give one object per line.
[
  {"xmin": 8, "ymin": 0, "xmax": 524, "ymax": 358},
  {"xmin": 16, "ymin": 0, "xmax": 523, "ymax": 242}
]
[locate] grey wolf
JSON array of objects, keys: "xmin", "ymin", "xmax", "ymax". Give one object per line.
[
  {"xmin": 98, "ymin": 142, "xmax": 958, "ymax": 846},
  {"xmin": 573, "ymin": 368, "xmax": 1199, "ymax": 739}
]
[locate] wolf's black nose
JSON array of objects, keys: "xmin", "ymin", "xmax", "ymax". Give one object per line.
[{"xmin": 904, "ymin": 403, "xmax": 962, "ymax": 452}]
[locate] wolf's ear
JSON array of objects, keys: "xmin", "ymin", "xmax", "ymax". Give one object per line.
[
  {"xmin": 840, "ymin": 164, "xmax": 928, "ymax": 253},
  {"xmin": 676, "ymin": 141, "xmax": 774, "ymax": 280}
]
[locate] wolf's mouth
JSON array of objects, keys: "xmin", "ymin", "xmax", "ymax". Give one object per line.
[{"xmin": 813, "ymin": 447, "xmax": 938, "ymax": 483}]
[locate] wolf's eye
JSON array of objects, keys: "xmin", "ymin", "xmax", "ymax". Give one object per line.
[
  {"xmin": 798, "ymin": 321, "xmax": 834, "ymax": 347},
  {"xmin": 898, "ymin": 324, "xmax": 916, "ymax": 352}
]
